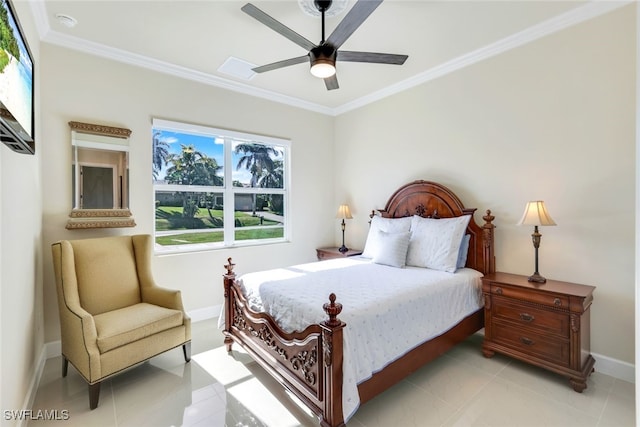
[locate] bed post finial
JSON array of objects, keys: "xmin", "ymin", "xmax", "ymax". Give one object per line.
[
  {"xmin": 323, "ymin": 293, "xmax": 343, "ymax": 326},
  {"xmin": 224, "ymin": 257, "xmax": 235, "ymax": 276},
  {"xmin": 483, "ymin": 209, "xmax": 495, "ymax": 226},
  {"xmin": 482, "ymin": 210, "xmax": 496, "ymax": 274}
]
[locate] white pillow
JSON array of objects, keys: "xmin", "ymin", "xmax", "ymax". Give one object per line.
[
  {"xmin": 371, "ymin": 230, "xmax": 411, "ymax": 268},
  {"xmin": 406, "ymin": 215, "xmax": 472, "ymax": 272},
  {"xmin": 362, "ymin": 215, "xmax": 412, "ymax": 258}
]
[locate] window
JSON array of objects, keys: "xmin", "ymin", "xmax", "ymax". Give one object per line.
[{"xmin": 152, "ymin": 119, "xmax": 290, "ymax": 253}]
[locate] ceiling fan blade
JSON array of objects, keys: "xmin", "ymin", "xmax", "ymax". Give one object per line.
[
  {"xmin": 252, "ymin": 55, "xmax": 309, "ymax": 73},
  {"xmin": 241, "ymin": 3, "xmax": 316, "ymax": 51},
  {"xmin": 324, "ymin": 74, "xmax": 339, "ymax": 91},
  {"xmin": 325, "ymin": 0, "xmax": 383, "ymax": 49},
  {"xmin": 337, "ymin": 51, "xmax": 408, "ymax": 65}
]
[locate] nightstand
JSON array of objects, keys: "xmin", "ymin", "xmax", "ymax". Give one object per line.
[
  {"xmin": 316, "ymin": 247, "xmax": 363, "ymax": 261},
  {"xmin": 481, "ymin": 272, "xmax": 596, "ymax": 392}
]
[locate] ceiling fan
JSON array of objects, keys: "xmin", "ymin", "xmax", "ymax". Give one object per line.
[{"xmin": 241, "ymin": 0, "xmax": 408, "ymax": 91}]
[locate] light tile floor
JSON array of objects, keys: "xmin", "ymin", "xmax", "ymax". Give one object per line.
[{"xmin": 29, "ymin": 319, "xmax": 635, "ymax": 426}]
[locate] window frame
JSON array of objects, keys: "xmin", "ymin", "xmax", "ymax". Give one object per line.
[{"xmin": 152, "ymin": 118, "xmax": 291, "ymax": 254}]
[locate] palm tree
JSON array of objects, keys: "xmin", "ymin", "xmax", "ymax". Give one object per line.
[
  {"xmin": 165, "ymin": 144, "xmax": 221, "ymax": 186},
  {"xmin": 152, "ymin": 132, "xmax": 170, "ymax": 180},
  {"xmin": 258, "ymin": 159, "xmax": 284, "ymax": 189},
  {"xmin": 165, "ymin": 144, "xmax": 222, "ymax": 221},
  {"xmin": 235, "ymin": 143, "xmax": 281, "ymax": 215},
  {"xmin": 259, "ymin": 160, "xmax": 284, "ymax": 215}
]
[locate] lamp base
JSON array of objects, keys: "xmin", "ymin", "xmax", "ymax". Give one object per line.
[
  {"xmin": 338, "ymin": 245, "xmax": 349, "ymax": 253},
  {"xmin": 527, "ymin": 272, "xmax": 547, "ymax": 284}
]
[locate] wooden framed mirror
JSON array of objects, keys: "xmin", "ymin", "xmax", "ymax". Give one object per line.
[{"xmin": 66, "ymin": 121, "xmax": 136, "ymax": 229}]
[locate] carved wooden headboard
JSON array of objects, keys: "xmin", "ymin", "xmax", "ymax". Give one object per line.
[{"xmin": 374, "ymin": 180, "xmax": 496, "ymax": 275}]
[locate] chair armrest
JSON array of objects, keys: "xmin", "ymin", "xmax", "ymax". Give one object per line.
[
  {"xmin": 61, "ymin": 302, "xmax": 99, "ymax": 350},
  {"xmin": 142, "ymin": 286, "xmax": 185, "ymax": 311},
  {"xmin": 58, "ymin": 300, "xmax": 102, "ymax": 381}
]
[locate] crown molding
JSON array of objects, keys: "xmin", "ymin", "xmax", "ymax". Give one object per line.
[
  {"xmin": 28, "ymin": 0, "xmax": 50, "ymax": 40},
  {"xmin": 29, "ymin": 1, "xmax": 631, "ymax": 118}
]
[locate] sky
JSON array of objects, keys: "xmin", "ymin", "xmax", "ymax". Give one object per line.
[{"xmin": 153, "ymin": 129, "xmax": 283, "ymax": 186}]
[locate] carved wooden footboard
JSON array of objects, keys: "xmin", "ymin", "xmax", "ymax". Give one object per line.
[
  {"xmin": 223, "ymin": 259, "xmax": 347, "ymax": 427},
  {"xmin": 221, "ymin": 180, "xmax": 496, "ymax": 427}
]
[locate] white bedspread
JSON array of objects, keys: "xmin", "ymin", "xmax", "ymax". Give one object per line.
[{"xmin": 232, "ymin": 257, "xmax": 483, "ymax": 422}]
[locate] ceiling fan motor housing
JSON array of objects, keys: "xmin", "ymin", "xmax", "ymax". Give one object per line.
[{"xmin": 310, "ymin": 44, "xmax": 336, "ymax": 65}]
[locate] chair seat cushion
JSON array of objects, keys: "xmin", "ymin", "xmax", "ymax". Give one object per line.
[{"xmin": 94, "ymin": 303, "xmax": 184, "ymax": 353}]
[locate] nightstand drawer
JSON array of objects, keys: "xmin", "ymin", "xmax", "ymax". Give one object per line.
[
  {"xmin": 493, "ymin": 297, "xmax": 569, "ymax": 338},
  {"xmin": 490, "ymin": 284, "xmax": 569, "ymax": 309},
  {"xmin": 317, "ymin": 250, "xmax": 334, "ymax": 261},
  {"xmin": 492, "ymin": 321, "xmax": 570, "ymax": 367}
]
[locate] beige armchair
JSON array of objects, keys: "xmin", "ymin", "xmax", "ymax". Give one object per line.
[{"xmin": 51, "ymin": 234, "xmax": 191, "ymax": 409}]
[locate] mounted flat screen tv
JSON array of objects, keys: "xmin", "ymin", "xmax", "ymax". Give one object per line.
[{"xmin": 0, "ymin": 0, "xmax": 34, "ymax": 154}]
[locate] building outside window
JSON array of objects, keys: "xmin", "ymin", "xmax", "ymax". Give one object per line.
[{"xmin": 152, "ymin": 118, "xmax": 290, "ymax": 253}]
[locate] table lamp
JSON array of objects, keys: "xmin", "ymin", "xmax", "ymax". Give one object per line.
[
  {"xmin": 517, "ymin": 201, "xmax": 556, "ymax": 283},
  {"xmin": 336, "ymin": 204, "xmax": 352, "ymax": 253}
]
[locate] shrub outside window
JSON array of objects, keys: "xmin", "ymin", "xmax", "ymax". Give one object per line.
[{"xmin": 152, "ymin": 119, "xmax": 289, "ymax": 253}]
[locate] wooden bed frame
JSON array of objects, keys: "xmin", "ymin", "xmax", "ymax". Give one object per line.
[{"xmin": 222, "ymin": 180, "xmax": 496, "ymax": 427}]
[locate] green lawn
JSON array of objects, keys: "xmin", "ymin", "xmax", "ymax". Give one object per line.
[
  {"xmin": 156, "ymin": 228, "xmax": 284, "ymax": 246},
  {"xmin": 155, "ymin": 206, "xmax": 279, "ymax": 231},
  {"xmin": 155, "ymin": 206, "xmax": 283, "ymax": 246}
]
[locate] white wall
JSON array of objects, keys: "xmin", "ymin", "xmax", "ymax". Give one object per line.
[
  {"xmin": 334, "ymin": 5, "xmax": 636, "ymax": 364},
  {"xmin": 39, "ymin": 44, "xmax": 335, "ymax": 342},
  {"xmin": 0, "ymin": 1, "xmax": 43, "ymax": 422}
]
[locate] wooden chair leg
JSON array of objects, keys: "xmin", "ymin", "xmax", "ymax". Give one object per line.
[
  {"xmin": 183, "ymin": 342, "xmax": 191, "ymax": 362},
  {"xmin": 88, "ymin": 382, "xmax": 101, "ymax": 410},
  {"xmin": 61, "ymin": 356, "xmax": 68, "ymax": 377}
]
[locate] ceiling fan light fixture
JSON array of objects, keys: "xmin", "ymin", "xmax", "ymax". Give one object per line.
[
  {"xmin": 310, "ymin": 46, "xmax": 336, "ymax": 78},
  {"xmin": 310, "ymin": 59, "xmax": 335, "ymax": 78}
]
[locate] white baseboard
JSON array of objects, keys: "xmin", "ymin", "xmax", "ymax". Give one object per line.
[
  {"xmin": 17, "ymin": 345, "xmax": 48, "ymax": 427},
  {"xmin": 45, "ymin": 340, "xmax": 61, "ymax": 359},
  {"xmin": 592, "ymin": 351, "xmax": 635, "ymax": 383},
  {"xmin": 187, "ymin": 304, "xmax": 221, "ymax": 323}
]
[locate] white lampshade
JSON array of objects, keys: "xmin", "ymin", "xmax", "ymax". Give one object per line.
[
  {"xmin": 336, "ymin": 204, "xmax": 353, "ymax": 220},
  {"xmin": 517, "ymin": 201, "xmax": 556, "ymax": 226}
]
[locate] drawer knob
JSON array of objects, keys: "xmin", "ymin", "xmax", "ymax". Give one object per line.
[
  {"xmin": 520, "ymin": 337, "xmax": 534, "ymax": 346},
  {"xmin": 519, "ymin": 313, "xmax": 535, "ymax": 322},
  {"xmin": 495, "ymin": 287, "xmax": 503, "ymax": 295},
  {"xmin": 554, "ymin": 298, "xmax": 562, "ymax": 306}
]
